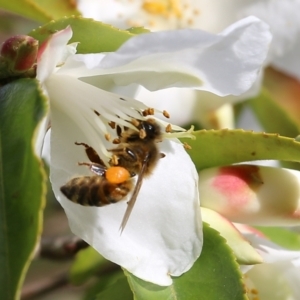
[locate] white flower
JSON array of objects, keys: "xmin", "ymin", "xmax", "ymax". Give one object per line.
[
  {"xmin": 238, "ymin": 225, "xmax": 300, "ymax": 300},
  {"xmin": 78, "ymin": 0, "xmax": 299, "ymax": 79},
  {"xmin": 78, "ymin": 0, "xmax": 300, "ymax": 128},
  {"xmin": 36, "ymin": 19, "xmax": 269, "ymax": 285},
  {"xmin": 202, "ymin": 206, "xmax": 300, "ymax": 299}
]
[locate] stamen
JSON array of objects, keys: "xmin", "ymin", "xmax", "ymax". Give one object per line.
[
  {"xmin": 52, "ymin": 96, "xmax": 111, "ymax": 162},
  {"xmin": 131, "ymin": 119, "xmax": 140, "ymax": 127},
  {"xmin": 142, "ymin": 1, "xmax": 167, "ymax": 15},
  {"xmin": 139, "ymin": 129, "xmax": 147, "ymax": 139},
  {"xmin": 54, "ymin": 75, "xmax": 196, "ymax": 169},
  {"xmin": 108, "ymin": 121, "xmax": 116, "ymax": 129},
  {"xmin": 142, "ymin": 107, "xmax": 155, "ymax": 116},
  {"xmin": 110, "ymin": 154, "xmax": 119, "ymax": 166},
  {"xmin": 142, "ymin": 0, "xmax": 182, "ymax": 18},
  {"xmin": 165, "ymin": 124, "xmax": 172, "ymax": 133},
  {"xmin": 183, "ymin": 142, "xmax": 192, "ymax": 150},
  {"xmin": 162, "ymin": 125, "xmax": 196, "ymax": 140},
  {"xmin": 116, "ymin": 125, "xmax": 122, "ymax": 137},
  {"xmin": 163, "ymin": 110, "xmax": 170, "ymax": 118},
  {"xmin": 113, "ymin": 138, "xmax": 120, "ymax": 144}
]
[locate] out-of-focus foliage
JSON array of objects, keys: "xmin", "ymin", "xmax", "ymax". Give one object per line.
[
  {"xmin": 0, "ymin": 0, "xmax": 80, "ymax": 23},
  {"xmin": 29, "ymin": 17, "xmax": 142, "ymax": 54},
  {"xmin": 0, "ymin": 79, "xmax": 47, "ymax": 300}
]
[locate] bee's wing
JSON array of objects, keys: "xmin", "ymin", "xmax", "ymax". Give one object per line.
[
  {"xmin": 88, "ymin": 163, "xmax": 107, "ymax": 176},
  {"xmin": 119, "ymin": 154, "xmax": 149, "ymax": 233}
]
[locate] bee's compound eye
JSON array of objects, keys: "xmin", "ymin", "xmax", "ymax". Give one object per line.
[{"xmin": 105, "ymin": 166, "xmax": 130, "ymax": 184}]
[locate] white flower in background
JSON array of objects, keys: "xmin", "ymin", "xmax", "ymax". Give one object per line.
[
  {"xmin": 238, "ymin": 225, "xmax": 300, "ymax": 300},
  {"xmin": 202, "ymin": 206, "xmax": 300, "ymax": 299},
  {"xmin": 78, "ymin": 0, "xmax": 300, "ymax": 128},
  {"xmin": 36, "ymin": 18, "xmax": 270, "ymax": 285}
]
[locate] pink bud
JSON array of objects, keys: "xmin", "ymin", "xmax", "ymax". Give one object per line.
[
  {"xmin": 1, "ymin": 35, "xmax": 38, "ymax": 73},
  {"xmin": 200, "ymin": 165, "xmax": 300, "ymax": 226}
]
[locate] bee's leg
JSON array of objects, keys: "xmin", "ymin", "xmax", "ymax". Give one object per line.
[
  {"xmin": 75, "ymin": 141, "xmax": 90, "ymax": 148},
  {"xmin": 75, "ymin": 142, "xmax": 104, "ymax": 165},
  {"xmin": 78, "ymin": 162, "xmax": 107, "ymax": 177}
]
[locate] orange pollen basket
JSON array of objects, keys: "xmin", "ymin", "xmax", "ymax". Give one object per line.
[{"xmin": 105, "ymin": 166, "xmax": 131, "ymax": 184}]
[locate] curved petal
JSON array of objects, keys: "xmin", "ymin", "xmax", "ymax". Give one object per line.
[
  {"xmin": 201, "ymin": 208, "xmax": 262, "ymax": 264},
  {"xmin": 239, "ymin": 230, "xmax": 300, "ymax": 300},
  {"xmin": 199, "ymin": 165, "xmax": 300, "ymax": 226},
  {"xmin": 241, "ymin": 0, "xmax": 300, "ymax": 63},
  {"xmin": 240, "ymin": 230, "xmax": 300, "ymax": 264},
  {"xmin": 245, "ymin": 261, "xmax": 300, "ymax": 300},
  {"xmin": 37, "ymin": 26, "xmax": 74, "ymax": 83},
  {"xmin": 48, "ymin": 77, "xmax": 202, "ymax": 286},
  {"xmin": 92, "ymin": 16, "xmax": 271, "ymax": 96}
]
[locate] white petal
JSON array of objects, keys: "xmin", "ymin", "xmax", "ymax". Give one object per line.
[
  {"xmin": 77, "ymin": 0, "xmax": 137, "ymax": 29},
  {"xmin": 242, "ymin": 231, "xmax": 300, "ymax": 264},
  {"xmin": 49, "ymin": 78, "xmax": 202, "ymax": 286},
  {"xmin": 240, "ymin": 231, "xmax": 300, "ymax": 299},
  {"xmin": 134, "ymin": 86, "xmax": 198, "ymax": 125},
  {"xmin": 56, "ymin": 54, "xmax": 139, "ymax": 96},
  {"xmin": 245, "ymin": 262, "xmax": 300, "ymax": 300},
  {"xmin": 241, "ymin": 0, "xmax": 300, "ymax": 62},
  {"xmin": 93, "ymin": 16, "xmax": 271, "ymax": 96},
  {"xmin": 37, "ymin": 27, "xmax": 73, "ymax": 83}
]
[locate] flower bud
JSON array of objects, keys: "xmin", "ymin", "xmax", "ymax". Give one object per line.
[
  {"xmin": 1, "ymin": 35, "xmax": 38, "ymax": 75},
  {"xmin": 199, "ymin": 165, "xmax": 300, "ymax": 226}
]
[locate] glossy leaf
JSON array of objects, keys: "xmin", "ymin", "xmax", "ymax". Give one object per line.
[
  {"xmin": 124, "ymin": 223, "xmax": 246, "ymax": 300},
  {"xmin": 69, "ymin": 246, "xmax": 108, "ymax": 285},
  {"xmin": 33, "ymin": 0, "xmax": 80, "ymax": 20},
  {"xmin": 187, "ymin": 129, "xmax": 300, "ymax": 170},
  {"xmin": 248, "ymin": 88, "xmax": 299, "ymax": 137},
  {"xmin": 29, "ymin": 16, "xmax": 136, "ymax": 54},
  {"xmin": 0, "ymin": 78, "xmax": 47, "ymax": 300},
  {"xmin": 255, "ymin": 226, "xmax": 300, "ymax": 250},
  {"xmin": 0, "ymin": 0, "xmax": 80, "ymax": 23},
  {"xmin": 263, "ymin": 67, "xmax": 300, "ymax": 131},
  {"xmin": 126, "ymin": 27, "xmax": 150, "ymax": 34},
  {"xmin": 95, "ymin": 274, "xmax": 133, "ymax": 300}
]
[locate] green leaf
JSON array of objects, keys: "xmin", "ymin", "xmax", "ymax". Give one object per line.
[
  {"xmin": 248, "ymin": 88, "xmax": 299, "ymax": 137},
  {"xmin": 187, "ymin": 129, "xmax": 300, "ymax": 170},
  {"xmin": 29, "ymin": 16, "xmax": 137, "ymax": 54},
  {"xmin": 255, "ymin": 226, "xmax": 300, "ymax": 250},
  {"xmin": 0, "ymin": 0, "xmax": 80, "ymax": 23},
  {"xmin": 95, "ymin": 273, "xmax": 133, "ymax": 300},
  {"xmin": 32, "ymin": 0, "xmax": 81, "ymax": 20},
  {"xmin": 126, "ymin": 27, "xmax": 150, "ymax": 34},
  {"xmin": 125, "ymin": 223, "xmax": 246, "ymax": 300},
  {"xmin": 70, "ymin": 246, "xmax": 109, "ymax": 285},
  {"xmin": 0, "ymin": 78, "xmax": 47, "ymax": 300},
  {"xmin": 262, "ymin": 68, "xmax": 300, "ymax": 131}
]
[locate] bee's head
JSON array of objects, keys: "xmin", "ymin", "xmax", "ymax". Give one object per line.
[{"xmin": 139, "ymin": 119, "xmax": 161, "ymax": 140}]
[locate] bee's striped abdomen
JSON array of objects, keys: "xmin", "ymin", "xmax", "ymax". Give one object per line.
[{"xmin": 60, "ymin": 176, "xmax": 132, "ymax": 207}]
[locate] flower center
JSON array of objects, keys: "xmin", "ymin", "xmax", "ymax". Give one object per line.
[
  {"xmin": 142, "ymin": 0, "xmax": 182, "ymax": 18},
  {"xmin": 125, "ymin": 0, "xmax": 200, "ymax": 30},
  {"xmin": 63, "ymin": 91, "xmax": 193, "ymax": 165}
]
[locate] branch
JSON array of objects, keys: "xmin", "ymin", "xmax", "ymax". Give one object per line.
[{"xmin": 40, "ymin": 235, "xmax": 89, "ymax": 260}]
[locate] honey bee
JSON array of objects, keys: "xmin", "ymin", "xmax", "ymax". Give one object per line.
[{"xmin": 60, "ymin": 118, "xmax": 164, "ymax": 232}]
